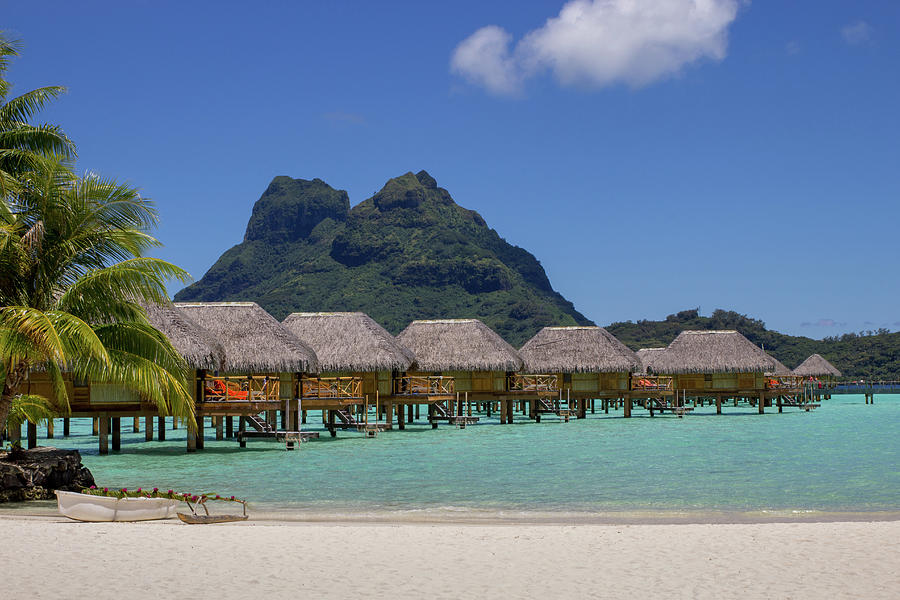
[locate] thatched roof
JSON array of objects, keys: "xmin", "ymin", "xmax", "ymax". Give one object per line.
[
  {"xmin": 636, "ymin": 348, "xmax": 668, "ymax": 374},
  {"xmin": 282, "ymin": 312, "xmax": 414, "ymax": 372},
  {"xmin": 519, "ymin": 327, "xmax": 640, "ymax": 373},
  {"xmin": 142, "ymin": 302, "xmax": 226, "ymax": 371},
  {"xmin": 645, "ymin": 330, "xmax": 775, "ymax": 374},
  {"xmin": 793, "ymin": 354, "xmax": 842, "ymax": 377},
  {"xmin": 174, "ymin": 302, "xmax": 317, "ymax": 373},
  {"xmin": 397, "ymin": 319, "xmax": 523, "ymax": 372},
  {"xmin": 767, "ymin": 356, "xmax": 793, "ymax": 376}
]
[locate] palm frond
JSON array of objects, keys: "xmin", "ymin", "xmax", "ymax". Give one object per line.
[{"xmin": 6, "ymin": 394, "xmax": 55, "ymax": 427}]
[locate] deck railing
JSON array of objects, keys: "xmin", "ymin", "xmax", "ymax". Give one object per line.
[
  {"xmin": 507, "ymin": 374, "xmax": 559, "ymax": 393},
  {"xmin": 301, "ymin": 377, "xmax": 363, "ymax": 399},
  {"xmin": 766, "ymin": 376, "xmax": 804, "ymax": 390},
  {"xmin": 202, "ymin": 375, "xmax": 280, "ymax": 402},
  {"xmin": 631, "ymin": 375, "xmax": 674, "ymax": 391},
  {"xmin": 393, "ymin": 376, "xmax": 455, "ymax": 396}
]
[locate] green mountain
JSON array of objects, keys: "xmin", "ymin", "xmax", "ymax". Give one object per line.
[
  {"xmin": 606, "ymin": 308, "xmax": 899, "ymax": 379},
  {"xmin": 174, "ymin": 170, "xmax": 592, "ymax": 345}
]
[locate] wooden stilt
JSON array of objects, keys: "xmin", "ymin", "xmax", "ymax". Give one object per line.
[
  {"xmin": 716, "ymin": 395, "xmax": 722, "ymax": 415},
  {"xmin": 226, "ymin": 416, "xmax": 234, "ymax": 438},
  {"xmin": 328, "ymin": 410, "xmax": 336, "ymax": 437},
  {"xmin": 777, "ymin": 395, "xmax": 783, "ymax": 413},
  {"xmin": 132, "ymin": 416, "xmax": 140, "ymax": 433},
  {"xmin": 92, "ymin": 417, "xmax": 99, "ymax": 436},
  {"xmin": 27, "ymin": 421, "xmax": 38, "ymax": 449},
  {"xmin": 63, "ymin": 417, "xmax": 70, "ymax": 437},
  {"xmin": 499, "ymin": 400, "xmax": 507, "ymax": 424},
  {"xmin": 429, "ymin": 404, "xmax": 437, "ymax": 429},
  {"xmin": 111, "ymin": 417, "xmax": 121, "ymax": 451},
  {"xmin": 758, "ymin": 392, "xmax": 765, "ymax": 414},
  {"xmin": 172, "ymin": 417, "xmax": 178, "ymax": 430},
  {"xmin": 507, "ymin": 398, "xmax": 514, "ymax": 423},
  {"xmin": 215, "ymin": 416, "xmax": 224, "ymax": 440},
  {"xmin": 47, "ymin": 419, "xmax": 54, "ymax": 439},
  {"xmin": 415, "ymin": 404, "xmax": 420, "ymax": 419},
  {"xmin": 158, "ymin": 416, "xmax": 166, "ymax": 441},
  {"xmin": 624, "ymin": 396, "xmax": 632, "ymax": 418},
  {"xmin": 398, "ymin": 405, "xmax": 405, "ymax": 430},
  {"xmin": 238, "ymin": 417, "xmax": 246, "ymax": 448},
  {"xmin": 407, "ymin": 404, "xmax": 414, "ymax": 424},
  {"xmin": 144, "ymin": 416, "xmax": 153, "ymax": 441},
  {"xmin": 98, "ymin": 417, "xmax": 109, "ymax": 455},
  {"xmin": 196, "ymin": 416, "xmax": 205, "ymax": 449}
]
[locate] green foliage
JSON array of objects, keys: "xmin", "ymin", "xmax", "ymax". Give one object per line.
[
  {"xmin": 0, "ymin": 34, "xmax": 196, "ymax": 429},
  {"xmin": 607, "ymin": 309, "xmax": 900, "ymax": 379},
  {"xmin": 176, "ymin": 170, "xmax": 592, "ymax": 345}
]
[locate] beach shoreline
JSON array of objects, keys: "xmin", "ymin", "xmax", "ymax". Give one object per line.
[
  {"xmin": 4, "ymin": 515, "xmax": 899, "ymax": 599},
  {"xmin": 5, "ymin": 501, "xmax": 900, "ymax": 525}
]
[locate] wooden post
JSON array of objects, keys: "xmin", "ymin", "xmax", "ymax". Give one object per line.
[
  {"xmin": 777, "ymin": 395, "xmax": 783, "ymax": 413},
  {"xmin": 238, "ymin": 417, "xmax": 246, "ymax": 448},
  {"xmin": 716, "ymin": 395, "xmax": 722, "ymax": 415},
  {"xmin": 158, "ymin": 416, "xmax": 166, "ymax": 441},
  {"xmin": 172, "ymin": 417, "xmax": 178, "ymax": 430},
  {"xmin": 506, "ymin": 397, "xmax": 514, "ymax": 424},
  {"xmin": 226, "ymin": 416, "xmax": 234, "ymax": 438},
  {"xmin": 132, "ymin": 416, "xmax": 140, "ymax": 433},
  {"xmin": 408, "ymin": 404, "xmax": 414, "ymax": 424},
  {"xmin": 196, "ymin": 416, "xmax": 205, "ymax": 449},
  {"xmin": 328, "ymin": 410, "xmax": 336, "ymax": 437},
  {"xmin": 415, "ymin": 404, "xmax": 420, "ymax": 419},
  {"xmin": 187, "ymin": 422, "xmax": 197, "ymax": 453},
  {"xmin": 591, "ymin": 399, "xmax": 595, "ymax": 414},
  {"xmin": 429, "ymin": 404, "xmax": 437, "ymax": 429},
  {"xmin": 144, "ymin": 416, "xmax": 153, "ymax": 441},
  {"xmin": 63, "ymin": 418, "xmax": 70, "ymax": 437},
  {"xmin": 758, "ymin": 392, "xmax": 765, "ymax": 414},
  {"xmin": 47, "ymin": 419, "xmax": 54, "ymax": 439},
  {"xmin": 98, "ymin": 417, "xmax": 109, "ymax": 455},
  {"xmin": 467, "ymin": 393, "xmax": 472, "ymax": 416},
  {"xmin": 604, "ymin": 398, "xmax": 609, "ymax": 414},
  {"xmin": 499, "ymin": 400, "xmax": 507, "ymax": 424},
  {"xmin": 624, "ymin": 396, "xmax": 632, "ymax": 418},
  {"xmin": 215, "ymin": 416, "xmax": 224, "ymax": 440},
  {"xmin": 92, "ymin": 417, "xmax": 99, "ymax": 436},
  {"xmin": 27, "ymin": 421, "xmax": 38, "ymax": 449},
  {"xmin": 398, "ymin": 405, "xmax": 405, "ymax": 430},
  {"xmin": 111, "ymin": 417, "xmax": 121, "ymax": 451}
]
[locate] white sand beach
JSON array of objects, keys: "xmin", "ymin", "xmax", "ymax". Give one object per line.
[{"xmin": 3, "ymin": 516, "xmax": 898, "ymax": 599}]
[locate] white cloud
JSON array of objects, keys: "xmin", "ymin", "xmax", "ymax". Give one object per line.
[
  {"xmin": 841, "ymin": 20, "xmax": 872, "ymax": 45},
  {"xmin": 451, "ymin": 0, "xmax": 741, "ymax": 96}
]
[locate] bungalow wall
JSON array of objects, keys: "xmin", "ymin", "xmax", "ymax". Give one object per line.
[
  {"xmin": 672, "ymin": 372, "xmax": 765, "ymax": 391},
  {"xmin": 557, "ymin": 372, "xmax": 630, "ymax": 394}
]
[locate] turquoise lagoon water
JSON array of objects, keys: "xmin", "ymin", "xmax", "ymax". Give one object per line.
[{"xmin": 8, "ymin": 395, "xmax": 899, "ymax": 519}]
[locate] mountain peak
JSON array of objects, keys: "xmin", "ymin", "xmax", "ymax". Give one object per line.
[
  {"xmin": 177, "ymin": 172, "xmax": 592, "ymax": 344},
  {"xmin": 244, "ymin": 176, "xmax": 349, "ymax": 243}
]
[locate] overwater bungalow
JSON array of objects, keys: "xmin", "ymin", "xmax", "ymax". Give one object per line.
[
  {"xmin": 175, "ymin": 302, "xmax": 318, "ymax": 448},
  {"xmin": 793, "ymin": 353, "xmax": 841, "ymax": 401},
  {"xmin": 397, "ymin": 319, "xmax": 522, "ymax": 424},
  {"xmin": 19, "ymin": 301, "xmax": 227, "ymax": 454},
  {"xmin": 793, "ymin": 354, "xmax": 841, "ymax": 381},
  {"xmin": 518, "ymin": 326, "xmax": 642, "ymax": 420},
  {"xmin": 641, "ymin": 330, "xmax": 776, "ymax": 414},
  {"xmin": 281, "ymin": 311, "xmax": 423, "ymax": 432}
]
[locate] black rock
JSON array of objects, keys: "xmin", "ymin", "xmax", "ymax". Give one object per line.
[{"xmin": 0, "ymin": 447, "xmax": 95, "ymax": 503}]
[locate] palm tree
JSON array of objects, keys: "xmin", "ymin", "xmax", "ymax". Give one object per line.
[
  {"xmin": 0, "ymin": 33, "xmax": 75, "ymax": 197},
  {"xmin": 0, "ymin": 159, "xmax": 197, "ymax": 430}
]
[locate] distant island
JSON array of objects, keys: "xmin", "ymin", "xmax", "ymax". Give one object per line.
[{"xmin": 176, "ymin": 172, "xmax": 898, "ymax": 379}]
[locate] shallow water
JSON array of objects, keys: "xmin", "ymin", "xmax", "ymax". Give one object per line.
[{"xmin": 8, "ymin": 395, "xmax": 899, "ymax": 517}]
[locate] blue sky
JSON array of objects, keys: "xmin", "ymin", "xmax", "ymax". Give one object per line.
[{"xmin": 5, "ymin": 1, "xmax": 899, "ymax": 338}]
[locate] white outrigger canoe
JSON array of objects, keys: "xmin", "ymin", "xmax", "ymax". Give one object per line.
[{"xmin": 55, "ymin": 490, "xmax": 180, "ymax": 522}]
